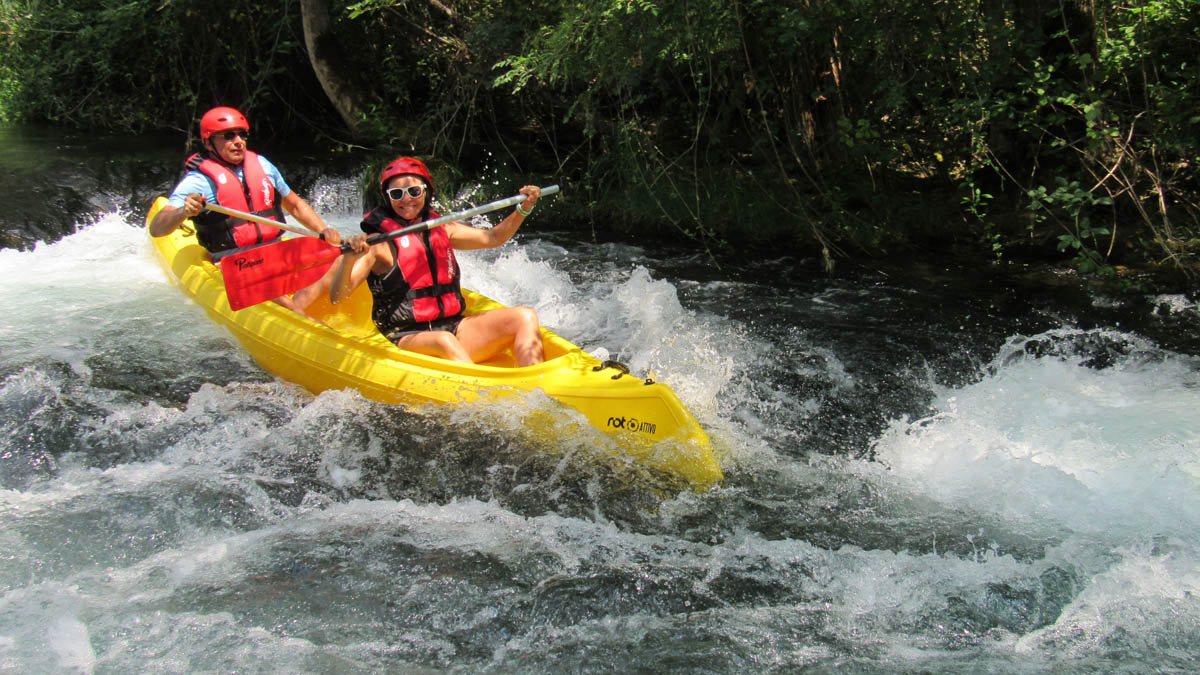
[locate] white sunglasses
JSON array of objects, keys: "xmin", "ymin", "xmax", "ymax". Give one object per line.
[{"xmin": 386, "ymin": 185, "xmax": 426, "ymax": 201}]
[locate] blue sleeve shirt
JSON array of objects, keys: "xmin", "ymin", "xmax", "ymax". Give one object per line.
[{"xmin": 166, "ymin": 154, "xmax": 292, "ymax": 208}]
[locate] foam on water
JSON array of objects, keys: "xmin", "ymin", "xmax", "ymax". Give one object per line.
[
  {"xmin": 853, "ymin": 326, "xmax": 1200, "ymax": 665},
  {"xmin": 0, "ymin": 212, "xmax": 175, "ymax": 363},
  {"xmin": 867, "ymin": 327, "xmax": 1200, "ymax": 539}
]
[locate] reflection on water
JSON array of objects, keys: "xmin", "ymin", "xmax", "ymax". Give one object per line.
[{"xmin": 0, "ymin": 126, "xmax": 179, "ymax": 248}]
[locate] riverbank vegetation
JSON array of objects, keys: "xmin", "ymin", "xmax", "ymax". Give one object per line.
[{"xmin": 2, "ymin": 0, "xmax": 1197, "ymax": 284}]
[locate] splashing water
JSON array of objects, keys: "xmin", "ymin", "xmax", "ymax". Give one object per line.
[{"xmin": 1, "ymin": 175, "xmax": 1199, "ymax": 672}]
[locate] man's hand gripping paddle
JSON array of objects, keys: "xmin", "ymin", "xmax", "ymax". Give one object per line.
[{"xmin": 215, "ymin": 186, "xmax": 559, "ymax": 311}]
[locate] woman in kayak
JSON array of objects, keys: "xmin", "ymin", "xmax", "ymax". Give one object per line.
[{"xmin": 329, "ymin": 157, "xmax": 545, "ymax": 366}]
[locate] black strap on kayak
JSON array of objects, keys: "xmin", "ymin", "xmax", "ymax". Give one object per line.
[
  {"xmin": 593, "ymin": 360, "xmax": 630, "ymax": 380},
  {"xmin": 593, "ymin": 359, "xmax": 656, "ymax": 384}
]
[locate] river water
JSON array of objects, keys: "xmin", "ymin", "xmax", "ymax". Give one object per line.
[{"xmin": 2, "ymin": 130, "xmax": 1199, "ymax": 672}]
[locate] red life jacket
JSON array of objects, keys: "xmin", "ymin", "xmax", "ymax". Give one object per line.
[
  {"xmin": 185, "ymin": 151, "xmax": 284, "ymax": 253},
  {"xmin": 362, "ymin": 208, "xmax": 465, "ymax": 334}
]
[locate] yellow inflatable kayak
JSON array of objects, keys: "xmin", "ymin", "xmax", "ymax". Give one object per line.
[{"xmin": 145, "ymin": 197, "xmax": 722, "ymax": 489}]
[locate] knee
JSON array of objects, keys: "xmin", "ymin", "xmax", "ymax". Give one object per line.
[
  {"xmin": 430, "ymin": 330, "xmax": 461, "ymax": 352},
  {"xmin": 513, "ymin": 305, "xmax": 539, "ymax": 330},
  {"xmin": 429, "ymin": 330, "xmax": 473, "ymax": 362}
]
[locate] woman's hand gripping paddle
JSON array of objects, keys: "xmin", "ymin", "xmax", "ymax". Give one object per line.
[{"xmin": 217, "ymin": 186, "xmax": 559, "ymax": 311}]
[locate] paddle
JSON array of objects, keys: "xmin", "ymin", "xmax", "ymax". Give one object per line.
[
  {"xmin": 206, "ymin": 203, "xmax": 322, "ymax": 238},
  {"xmin": 216, "ymin": 185, "xmax": 560, "ymax": 311}
]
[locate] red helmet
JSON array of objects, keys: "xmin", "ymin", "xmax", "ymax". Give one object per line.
[
  {"xmin": 380, "ymin": 157, "xmax": 434, "ymax": 197},
  {"xmin": 199, "ymin": 106, "xmax": 250, "ymax": 140}
]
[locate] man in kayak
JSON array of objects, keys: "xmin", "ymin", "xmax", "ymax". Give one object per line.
[
  {"xmin": 148, "ymin": 106, "xmax": 341, "ymax": 315},
  {"xmin": 329, "ymin": 157, "xmax": 545, "ymax": 366}
]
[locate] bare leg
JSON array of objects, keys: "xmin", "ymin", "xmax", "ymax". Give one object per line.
[
  {"xmin": 394, "ymin": 330, "xmax": 474, "ymax": 363},
  {"xmin": 456, "ymin": 306, "xmax": 544, "ymax": 366},
  {"xmin": 291, "ymin": 260, "xmax": 341, "ymax": 312},
  {"xmin": 271, "ymin": 294, "xmax": 303, "ymax": 313},
  {"xmin": 266, "ymin": 295, "xmax": 323, "ymax": 325}
]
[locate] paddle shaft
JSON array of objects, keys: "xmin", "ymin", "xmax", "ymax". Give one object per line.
[
  {"xmin": 205, "ymin": 185, "xmax": 560, "ymax": 246},
  {"xmin": 204, "ymin": 203, "xmax": 320, "ymax": 238},
  {"xmin": 358, "ymin": 185, "xmax": 560, "ymax": 249}
]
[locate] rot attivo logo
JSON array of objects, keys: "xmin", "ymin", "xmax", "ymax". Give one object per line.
[{"xmin": 606, "ymin": 415, "xmax": 657, "ymax": 436}]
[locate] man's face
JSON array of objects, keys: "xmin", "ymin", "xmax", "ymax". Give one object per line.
[{"xmin": 210, "ymin": 129, "xmax": 248, "ymax": 165}]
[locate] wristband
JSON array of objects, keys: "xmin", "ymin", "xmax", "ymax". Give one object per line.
[
  {"xmin": 318, "ymin": 230, "xmax": 328, "ymax": 241},
  {"xmin": 516, "ymin": 203, "xmax": 534, "ymax": 217}
]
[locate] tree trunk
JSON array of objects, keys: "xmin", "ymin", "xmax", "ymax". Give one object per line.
[{"xmin": 300, "ymin": 0, "xmax": 363, "ymax": 137}]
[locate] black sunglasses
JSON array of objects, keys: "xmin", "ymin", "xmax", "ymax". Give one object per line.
[
  {"xmin": 386, "ymin": 185, "xmax": 426, "ymax": 201},
  {"xmin": 216, "ymin": 130, "xmax": 249, "ymax": 142}
]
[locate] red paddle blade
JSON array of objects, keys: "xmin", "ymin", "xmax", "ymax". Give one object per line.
[{"xmin": 220, "ymin": 237, "xmax": 340, "ymax": 311}]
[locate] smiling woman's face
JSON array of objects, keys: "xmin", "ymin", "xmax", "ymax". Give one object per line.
[{"xmin": 386, "ymin": 175, "xmax": 427, "ymax": 221}]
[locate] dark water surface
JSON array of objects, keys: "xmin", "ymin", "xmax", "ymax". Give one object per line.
[{"xmin": 2, "ymin": 127, "xmax": 1199, "ymax": 672}]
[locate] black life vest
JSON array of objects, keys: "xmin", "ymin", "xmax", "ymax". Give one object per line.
[
  {"xmin": 185, "ymin": 151, "xmax": 284, "ymax": 253},
  {"xmin": 361, "ymin": 208, "xmax": 465, "ymax": 333}
]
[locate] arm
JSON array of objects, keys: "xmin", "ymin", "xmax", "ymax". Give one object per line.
[
  {"xmin": 447, "ymin": 185, "xmax": 541, "ymax": 250},
  {"xmin": 149, "ymin": 192, "xmax": 207, "ymax": 237},
  {"xmin": 281, "ymin": 192, "xmax": 342, "ymax": 245},
  {"xmin": 329, "ymin": 235, "xmax": 378, "ymax": 305}
]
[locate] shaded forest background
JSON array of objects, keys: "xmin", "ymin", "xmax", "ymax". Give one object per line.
[{"xmin": 1, "ymin": 0, "xmax": 1197, "ymax": 283}]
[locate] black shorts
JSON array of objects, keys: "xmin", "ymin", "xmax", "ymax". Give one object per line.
[{"xmin": 383, "ymin": 315, "xmax": 466, "ymax": 344}]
